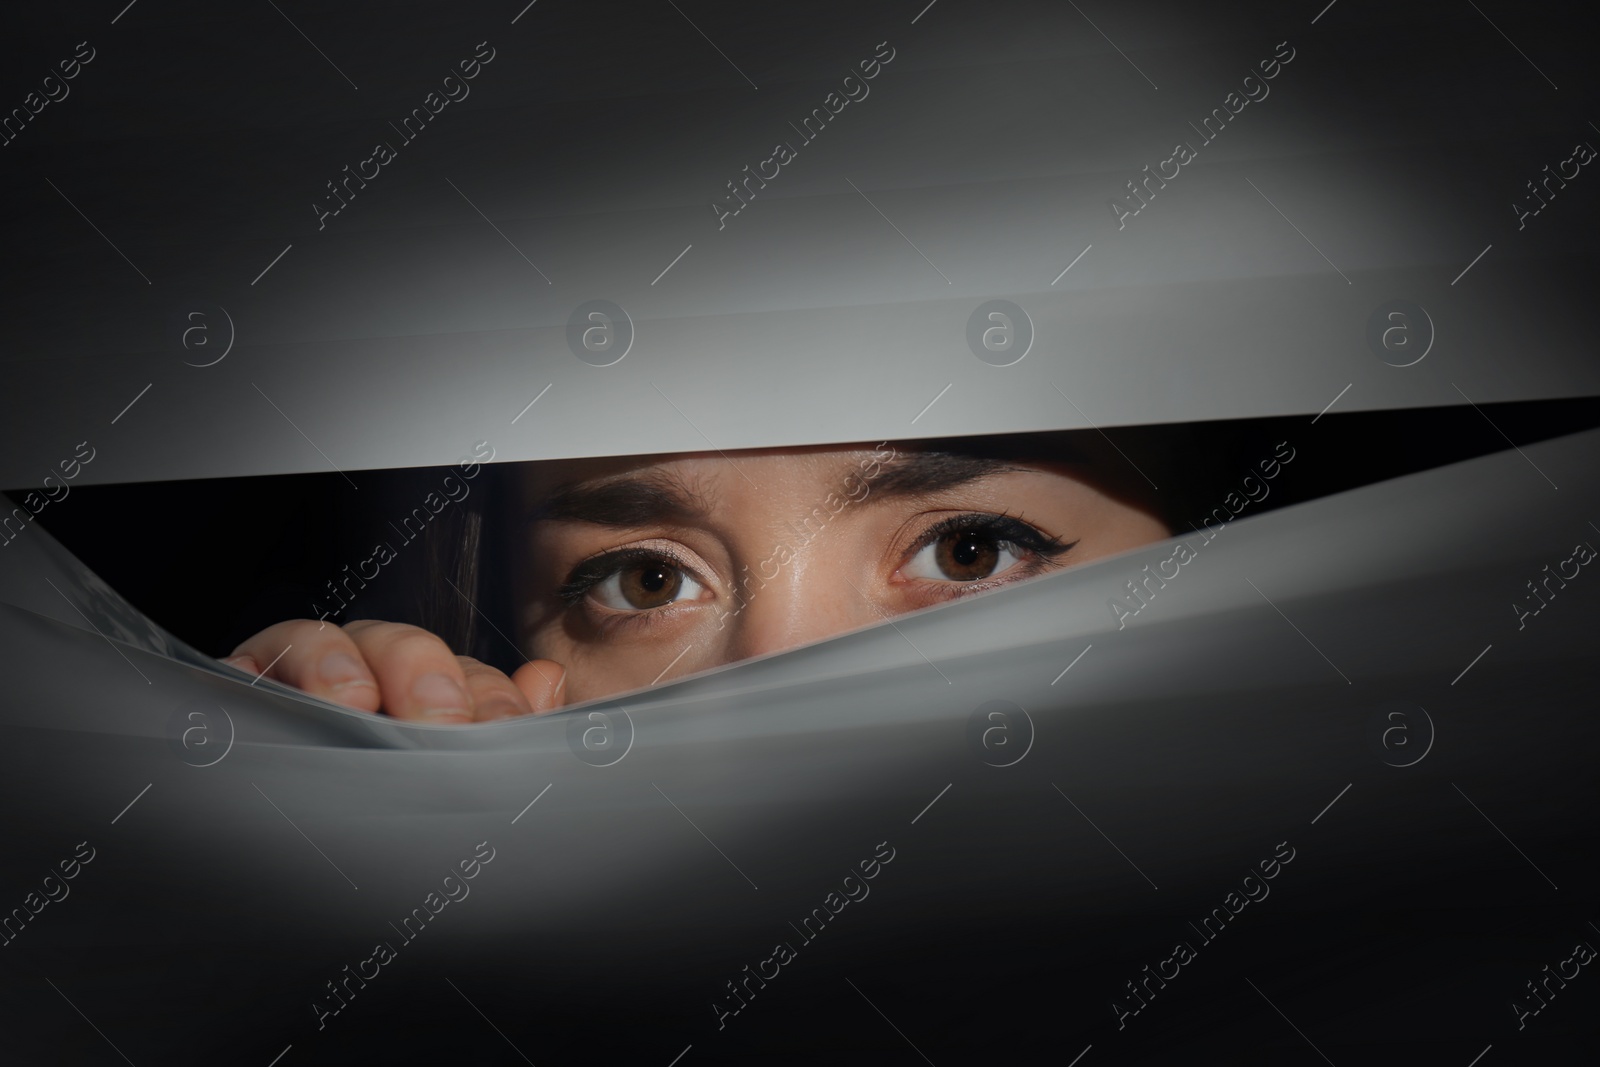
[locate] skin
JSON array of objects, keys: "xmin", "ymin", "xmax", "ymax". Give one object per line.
[{"xmin": 225, "ymin": 439, "xmax": 1170, "ymax": 723}]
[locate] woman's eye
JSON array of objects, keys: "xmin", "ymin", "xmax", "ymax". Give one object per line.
[
  {"xmin": 902, "ymin": 528, "xmax": 1028, "ymax": 583},
  {"xmin": 590, "ymin": 559, "xmax": 706, "ymax": 610}
]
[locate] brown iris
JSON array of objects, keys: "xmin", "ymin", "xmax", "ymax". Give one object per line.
[
  {"xmin": 619, "ymin": 561, "xmax": 683, "ymax": 608},
  {"xmin": 935, "ymin": 530, "xmax": 1001, "ymax": 581}
]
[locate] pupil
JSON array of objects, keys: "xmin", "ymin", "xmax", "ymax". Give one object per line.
[
  {"xmin": 952, "ymin": 535, "xmax": 982, "ymax": 566},
  {"xmin": 640, "ymin": 567, "xmax": 668, "ymax": 592}
]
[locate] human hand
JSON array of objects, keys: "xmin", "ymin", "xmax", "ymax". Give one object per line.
[{"xmin": 222, "ymin": 619, "xmax": 566, "ymax": 723}]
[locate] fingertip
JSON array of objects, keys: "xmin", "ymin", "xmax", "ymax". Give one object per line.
[
  {"xmin": 512, "ymin": 660, "xmax": 567, "ymax": 714},
  {"xmin": 456, "ymin": 655, "xmax": 535, "ymax": 723},
  {"xmin": 344, "ymin": 624, "xmax": 475, "ymax": 724}
]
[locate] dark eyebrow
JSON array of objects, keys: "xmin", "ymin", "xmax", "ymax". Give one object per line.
[
  {"xmin": 857, "ymin": 449, "xmax": 1037, "ymax": 499},
  {"xmin": 531, "ymin": 441, "xmax": 1083, "ymax": 525},
  {"xmin": 530, "ymin": 470, "xmax": 711, "ymax": 527}
]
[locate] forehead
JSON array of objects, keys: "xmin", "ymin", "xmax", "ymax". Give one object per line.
[
  {"xmin": 511, "ymin": 436, "xmax": 1144, "ymax": 531},
  {"xmin": 518, "ymin": 443, "xmax": 887, "ymax": 498},
  {"xmin": 508, "ymin": 433, "xmax": 1172, "ymax": 534}
]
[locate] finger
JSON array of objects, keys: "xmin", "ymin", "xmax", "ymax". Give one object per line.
[
  {"xmin": 510, "ymin": 659, "xmax": 567, "ymax": 715},
  {"xmin": 344, "ymin": 620, "xmax": 474, "ymax": 724},
  {"xmin": 456, "ymin": 656, "xmax": 533, "ymax": 722},
  {"xmin": 229, "ymin": 620, "xmax": 381, "ymax": 713}
]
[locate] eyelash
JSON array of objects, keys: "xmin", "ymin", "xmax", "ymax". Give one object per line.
[{"xmin": 554, "ymin": 546, "xmax": 703, "ymax": 608}]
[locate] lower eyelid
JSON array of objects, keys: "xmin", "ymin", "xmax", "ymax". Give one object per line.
[
  {"xmin": 895, "ymin": 558, "xmax": 1030, "ymax": 593},
  {"xmin": 587, "ymin": 600, "xmax": 668, "ymax": 622},
  {"xmin": 947, "ymin": 538, "xmax": 1075, "ymax": 581}
]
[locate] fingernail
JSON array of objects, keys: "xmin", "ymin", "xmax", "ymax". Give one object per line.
[
  {"xmin": 221, "ymin": 655, "xmax": 254, "ymax": 671},
  {"xmin": 318, "ymin": 651, "xmax": 374, "ymax": 692},
  {"xmin": 412, "ymin": 672, "xmax": 470, "ymax": 718}
]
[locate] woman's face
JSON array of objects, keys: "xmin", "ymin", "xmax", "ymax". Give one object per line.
[{"xmin": 513, "ymin": 439, "xmax": 1171, "ymax": 705}]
